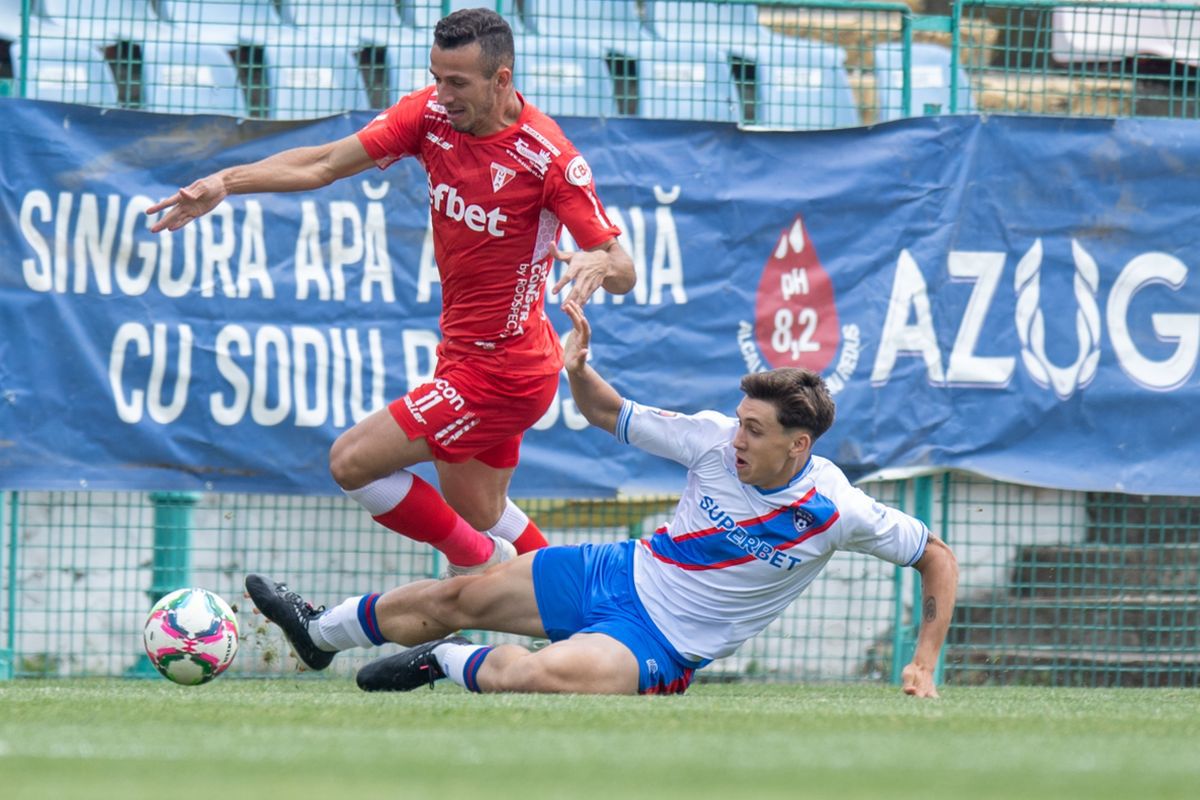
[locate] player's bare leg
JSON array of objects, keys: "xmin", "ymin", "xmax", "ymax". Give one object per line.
[
  {"xmin": 373, "ymin": 554, "xmax": 544, "ymax": 644},
  {"xmin": 330, "ymin": 408, "xmax": 511, "ymax": 571},
  {"xmin": 357, "ymin": 559, "xmax": 639, "ymax": 694},
  {"xmin": 329, "ymin": 406, "xmax": 430, "ymax": 488},
  {"xmin": 435, "ymin": 458, "xmax": 512, "ymax": 530},
  {"xmin": 474, "ymin": 634, "xmax": 640, "ymax": 694},
  {"xmin": 436, "ymin": 459, "xmax": 550, "ymax": 553},
  {"xmin": 357, "ymin": 634, "xmax": 639, "ymax": 694}
]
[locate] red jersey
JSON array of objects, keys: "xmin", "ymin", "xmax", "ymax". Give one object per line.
[{"xmin": 357, "ymin": 86, "xmax": 621, "ymax": 376}]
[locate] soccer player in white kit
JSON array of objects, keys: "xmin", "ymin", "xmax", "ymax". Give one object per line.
[{"xmin": 246, "ymin": 302, "xmax": 959, "ymax": 697}]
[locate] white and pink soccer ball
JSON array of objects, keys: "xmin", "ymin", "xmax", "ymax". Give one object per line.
[{"xmin": 142, "ymin": 588, "xmax": 239, "ymax": 686}]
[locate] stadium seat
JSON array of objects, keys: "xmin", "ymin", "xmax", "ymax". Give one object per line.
[
  {"xmin": 518, "ymin": 0, "xmax": 654, "ymax": 43},
  {"xmin": 138, "ymin": 40, "xmax": 246, "ymax": 116},
  {"xmin": 380, "ymin": 34, "xmax": 431, "ymax": 100},
  {"xmin": 272, "ymin": 1, "xmax": 431, "ymax": 107},
  {"xmin": 0, "ymin": 0, "xmax": 49, "ymax": 41},
  {"xmin": 645, "ymin": 1, "xmax": 859, "ymax": 129},
  {"xmin": 490, "ymin": 1, "xmax": 529, "ymax": 36},
  {"xmin": 386, "ymin": 38, "xmax": 435, "ymax": 99},
  {"xmin": 261, "ymin": 42, "xmax": 371, "ymax": 119},
  {"xmin": 514, "ymin": 34, "xmax": 615, "ymax": 117},
  {"xmin": 874, "ymin": 42, "xmax": 974, "ymax": 121},
  {"xmin": 277, "ymin": 0, "xmax": 407, "ymax": 47},
  {"xmin": 154, "ymin": 0, "xmax": 282, "ymax": 47},
  {"xmin": 643, "ymin": 0, "xmax": 764, "ymax": 50},
  {"xmin": 10, "ymin": 35, "xmax": 118, "ymax": 105},
  {"xmin": 748, "ymin": 41, "xmax": 860, "ymax": 130},
  {"xmin": 0, "ymin": 0, "xmax": 20, "ymax": 36},
  {"xmin": 408, "ymin": 0, "xmax": 503, "ymax": 29},
  {"xmin": 35, "ymin": 0, "xmax": 160, "ymax": 42},
  {"xmin": 631, "ymin": 41, "xmax": 739, "ymax": 122}
]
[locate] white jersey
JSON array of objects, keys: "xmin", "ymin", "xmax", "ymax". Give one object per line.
[{"xmin": 615, "ymin": 400, "xmax": 929, "ymax": 662}]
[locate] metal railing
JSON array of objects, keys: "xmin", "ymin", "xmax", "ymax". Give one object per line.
[
  {"xmin": 3, "ymin": 481, "xmax": 1197, "ymax": 686},
  {"xmin": 4, "ymin": 2, "xmax": 1199, "ymax": 123},
  {"xmin": 2, "ymin": 2, "xmax": 1199, "ymax": 687}
]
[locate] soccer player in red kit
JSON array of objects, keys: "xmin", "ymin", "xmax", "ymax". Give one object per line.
[{"xmin": 148, "ymin": 8, "xmax": 635, "ymax": 578}]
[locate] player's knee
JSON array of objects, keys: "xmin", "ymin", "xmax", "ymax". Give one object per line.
[
  {"xmin": 329, "ymin": 435, "xmax": 364, "ymax": 491},
  {"xmin": 444, "ymin": 577, "xmax": 497, "ymax": 625},
  {"xmin": 410, "ymin": 577, "xmax": 484, "ymax": 632}
]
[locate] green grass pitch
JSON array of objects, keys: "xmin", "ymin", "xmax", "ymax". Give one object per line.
[{"xmin": 1, "ymin": 679, "xmax": 1197, "ymax": 799}]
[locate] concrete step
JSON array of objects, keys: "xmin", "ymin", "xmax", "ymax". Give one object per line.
[
  {"xmin": 760, "ymin": 6, "xmax": 999, "ymax": 71},
  {"xmin": 973, "ymin": 69, "xmax": 1135, "ymax": 115},
  {"xmin": 1010, "ymin": 544, "xmax": 1200, "ymax": 597},
  {"xmin": 944, "ymin": 644, "xmax": 1200, "ymax": 687},
  {"xmin": 1086, "ymin": 494, "xmax": 1200, "ymax": 545},
  {"xmin": 949, "ymin": 594, "xmax": 1200, "ymax": 650}
]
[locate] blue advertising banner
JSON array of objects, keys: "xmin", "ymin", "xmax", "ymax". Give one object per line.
[{"xmin": 1, "ymin": 100, "xmax": 1197, "ymax": 496}]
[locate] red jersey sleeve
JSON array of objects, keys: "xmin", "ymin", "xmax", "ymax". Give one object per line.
[
  {"xmin": 356, "ymin": 86, "xmax": 433, "ymax": 168},
  {"xmin": 543, "ymin": 150, "xmax": 621, "ymax": 250}
]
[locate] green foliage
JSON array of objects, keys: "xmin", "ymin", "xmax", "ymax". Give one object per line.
[{"xmin": 17, "ymin": 652, "xmax": 60, "ymax": 677}]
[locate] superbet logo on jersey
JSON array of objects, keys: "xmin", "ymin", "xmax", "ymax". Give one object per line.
[{"xmin": 746, "ymin": 214, "xmax": 861, "ymax": 395}]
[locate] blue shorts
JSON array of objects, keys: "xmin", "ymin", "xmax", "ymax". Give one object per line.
[{"xmin": 532, "ymin": 540, "xmax": 706, "ymax": 695}]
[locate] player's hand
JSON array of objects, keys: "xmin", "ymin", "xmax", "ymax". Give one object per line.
[
  {"xmin": 146, "ymin": 175, "xmax": 228, "ymax": 233},
  {"xmin": 900, "ymin": 662, "xmax": 939, "ymax": 698},
  {"xmin": 561, "ymin": 300, "xmax": 591, "ymax": 375},
  {"xmin": 551, "ymin": 244, "xmax": 611, "ymax": 307}
]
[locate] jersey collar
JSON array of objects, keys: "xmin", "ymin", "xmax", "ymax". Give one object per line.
[{"xmin": 754, "ymin": 456, "xmax": 814, "ymax": 496}]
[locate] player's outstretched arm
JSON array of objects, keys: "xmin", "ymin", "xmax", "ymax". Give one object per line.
[
  {"xmin": 147, "ymin": 134, "xmax": 376, "ymax": 233},
  {"xmin": 562, "ymin": 301, "xmax": 622, "ymax": 434},
  {"xmin": 902, "ymin": 535, "xmax": 959, "ymax": 698},
  {"xmin": 552, "ymin": 238, "xmax": 635, "ymax": 307}
]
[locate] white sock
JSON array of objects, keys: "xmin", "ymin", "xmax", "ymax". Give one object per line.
[
  {"xmin": 311, "ymin": 594, "xmax": 387, "ymax": 652},
  {"xmin": 435, "ymin": 641, "xmax": 493, "ymax": 693},
  {"xmin": 344, "ymin": 471, "xmax": 414, "ymax": 515},
  {"xmin": 486, "ymin": 498, "xmax": 528, "ymax": 544}
]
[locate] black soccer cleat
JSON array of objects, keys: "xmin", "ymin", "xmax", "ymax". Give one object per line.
[
  {"xmin": 355, "ymin": 635, "xmax": 473, "ymax": 692},
  {"xmin": 244, "ymin": 573, "xmax": 335, "ymax": 671}
]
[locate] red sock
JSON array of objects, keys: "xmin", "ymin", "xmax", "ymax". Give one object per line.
[
  {"xmin": 512, "ymin": 519, "xmax": 549, "ymax": 554},
  {"xmin": 371, "ymin": 476, "xmax": 492, "ymax": 567}
]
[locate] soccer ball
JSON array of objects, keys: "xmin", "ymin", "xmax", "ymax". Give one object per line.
[{"xmin": 142, "ymin": 587, "xmax": 239, "ymax": 686}]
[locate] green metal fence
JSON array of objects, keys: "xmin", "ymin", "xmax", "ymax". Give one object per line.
[
  {"xmin": 2, "ymin": 480, "xmax": 1197, "ymax": 686},
  {"xmin": 0, "ymin": 486, "xmax": 904, "ymax": 682},
  {"xmin": 0, "ymin": 0, "xmax": 912, "ymax": 125},
  {"xmin": 2, "ymin": 1, "xmax": 1200, "ymax": 687},
  {"xmin": 959, "ymin": 0, "xmax": 1200, "ymax": 118},
  {"xmin": 6, "ymin": 1, "xmax": 1200, "ymax": 124}
]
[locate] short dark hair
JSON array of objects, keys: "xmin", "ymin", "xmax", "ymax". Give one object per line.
[
  {"xmin": 739, "ymin": 368, "xmax": 835, "ymax": 440},
  {"xmin": 433, "ymin": 8, "xmax": 515, "ymax": 77}
]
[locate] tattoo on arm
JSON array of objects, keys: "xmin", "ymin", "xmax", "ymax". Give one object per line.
[{"xmin": 923, "ymin": 596, "xmax": 937, "ymax": 623}]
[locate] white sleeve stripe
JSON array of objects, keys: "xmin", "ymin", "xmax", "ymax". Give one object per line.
[
  {"xmin": 904, "ymin": 526, "xmax": 931, "ymax": 567},
  {"xmin": 616, "ymin": 400, "xmax": 634, "ymax": 444}
]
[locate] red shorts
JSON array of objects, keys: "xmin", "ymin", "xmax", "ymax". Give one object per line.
[{"xmin": 388, "ymin": 358, "xmax": 558, "ymax": 469}]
